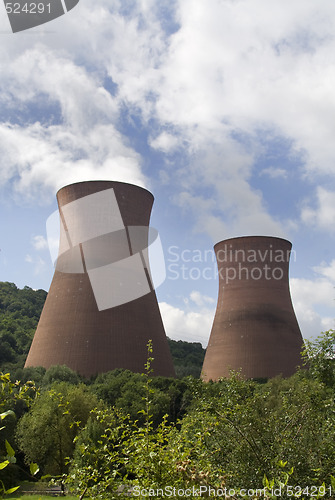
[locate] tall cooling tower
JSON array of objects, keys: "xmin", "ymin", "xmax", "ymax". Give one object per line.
[
  {"xmin": 25, "ymin": 181, "xmax": 175, "ymax": 378},
  {"xmin": 201, "ymin": 236, "xmax": 304, "ymax": 381}
]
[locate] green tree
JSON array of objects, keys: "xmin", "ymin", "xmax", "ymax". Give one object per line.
[
  {"xmin": 302, "ymin": 329, "xmax": 335, "ymax": 387},
  {"xmin": 92, "ymin": 369, "xmax": 174, "ymax": 427},
  {"xmin": 0, "ymin": 282, "xmax": 46, "ymax": 373},
  {"xmin": 0, "ymin": 373, "xmax": 39, "ymax": 497},
  {"xmin": 176, "ymin": 370, "xmax": 335, "ymax": 491},
  {"xmin": 0, "ymin": 411, "xmax": 20, "ymax": 498},
  {"xmin": 167, "ymin": 339, "xmax": 205, "ymax": 378},
  {"xmin": 67, "ymin": 343, "xmax": 223, "ymax": 499},
  {"xmin": 42, "ymin": 365, "xmax": 81, "ymax": 387},
  {"xmin": 16, "ymin": 382, "xmax": 99, "ymax": 475}
]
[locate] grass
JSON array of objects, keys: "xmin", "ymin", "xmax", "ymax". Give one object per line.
[
  {"xmin": 7, "ymin": 496, "xmax": 78, "ymax": 500},
  {"xmin": 6, "ymin": 484, "xmax": 79, "ymax": 499}
]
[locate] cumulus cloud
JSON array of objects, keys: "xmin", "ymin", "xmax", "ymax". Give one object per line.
[
  {"xmin": 301, "ymin": 187, "xmax": 335, "ymax": 231},
  {"xmin": 159, "ymin": 293, "xmax": 215, "ymax": 347},
  {"xmin": 313, "ymin": 260, "xmax": 335, "ymax": 282},
  {"xmin": 290, "ymin": 277, "xmax": 335, "ymax": 339},
  {"xmin": 149, "ymin": 132, "xmax": 180, "ymax": 153},
  {"xmin": 172, "ymin": 141, "xmax": 289, "ymax": 242},
  {"xmin": 260, "ymin": 167, "xmax": 288, "ymax": 179},
  {"xmin": 0, "ymin": 121, "xmax": 144, "ymax": 200},
  {"xmin": 190, "ymin": 290, "xmax": 215, "ymax": 307},
  {"xmin": 31, "ymin": 235, "xmax": 48, "ymax": 250},
  {"xmin": 25, "ymin": 254, "xmax": 47, "ymax": 275},
  {"xmin": 2, "ymin": 0, "xmax": 335, "ymax": 337},
  {"xmin": 0, "ymin": 46, "xmax": 146, "ymax": 201},
  {"xmin": 3, "ymin": 0, "xmax": 335, "ymax": 214}
]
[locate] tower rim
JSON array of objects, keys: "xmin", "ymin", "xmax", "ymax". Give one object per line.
[
  {"xmin": 213, "ymin": 235, "xmax": 292, "ymax": 251},
  {"xmin": 56, "ymin": 180, "xmax": 153, "ymax": 201}
]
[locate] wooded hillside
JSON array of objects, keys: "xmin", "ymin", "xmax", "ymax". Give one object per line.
[{"xmin": 0, "ymin": 281, "xmax": 205, "ymax": 377}]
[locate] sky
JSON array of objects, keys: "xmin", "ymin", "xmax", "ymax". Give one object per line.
[{"xmin": 1, "ymin": 0, "xmax": 335, "ymax": 347}]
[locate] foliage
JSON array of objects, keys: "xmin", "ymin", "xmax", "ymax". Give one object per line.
[
  {"xmin": 0, "ymin": 372, "xmax": 37, "ymax": 415},
  {"xmin": 67, "ymin": 363, "xmax": 335, "ymax": 499},
  {"xmin": 7, "ymin": 496, "xmax": 78, "ymax": 500},
  {"xmin": 302, "ymin": 329, "xmax": 335, "ymax": 386},
  {"xmin": 0, "ymin": 410, "xmax": 20, "ymax": 498},
  {"xmin": 0, "ymin": 371, "xmax": 38, "ymax": 473},
  {"xmin": 91, "ymin": 369, "xmax": 193, "ymax": 426},
  {"xmin": 41, "ymin": 365, "xmax": 81, "ymax": 387},
  {"xmin": 0, "ymin": 283, "xmax": 46, "ymax": 373},
  {"xmin": 175, "ymin": 371, "xmax": 335, "ymax": 494},
  {"xmin": 16, "ymin": 382, "xmax": 99, "ymax": 476},
  {"xmin": 2, "ymin": 280, "xmax": 335, "ymax": 498},
  {"xmin": 0, "ymin": 281, "xmax": 206, "ymax": 378},
  {"xmin": 67, "ymin": 342, "xmax": 223, "ymax": 499},
  {"xmin": 167, "ymin": 338, "xmax": 205, "ymax": 378},
  {"xmin": 0, "ymin": 374, "xmax": 39, "ymax": 498}
]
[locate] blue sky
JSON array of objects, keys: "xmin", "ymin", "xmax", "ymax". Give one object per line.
[{"xmin": 1, "ymin": 0, "xmax": 335, "ymax": 346}]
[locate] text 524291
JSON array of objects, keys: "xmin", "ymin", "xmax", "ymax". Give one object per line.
[{"xmin": 5, "ymin": 3, "xmax": 51, "ymax": 14}]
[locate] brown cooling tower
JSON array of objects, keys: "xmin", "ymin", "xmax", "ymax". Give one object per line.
[
  {"xmin": 201, "ymin": 236, "xmax": 304, "ymax": 381},
  {"xmin": 25, "ymin": 181, "xmax": 175, "ymax": 378}
]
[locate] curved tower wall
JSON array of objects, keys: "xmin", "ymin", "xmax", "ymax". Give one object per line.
[
  {"xmin": 201, "ymin": 236, "xmax": 304, "ymax": 381},
  {"xmin": 25, "ymin": 181, "xmax": 175, "ymax": 378}
]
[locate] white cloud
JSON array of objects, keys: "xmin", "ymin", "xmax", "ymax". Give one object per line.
[
  {"xmin": 160, "ymin": 276, "xmax": 334, "ymax": 347},
  {"xmin": 2, "ymin": 0, "xmax": 335, "ymax": 226},
  {"xmin": 172, "ymin": 141, "xmax": 289, "ymax": 242},
  {"xmin": 0, "ymin": 121, "xmax": 144, "ymax": 200},
  {"xmin": 313, "ymin": 260, "xmax": 335, "ymax": 282},
  {"xmin": 190, "ymin": 290, "xmax": 215, "ymax": 307},
  {"xmin": 1, "ymin": 0, "xmax": 335, "ymax": 338},
  {"xmin": 149, "ymin": 132, "xmax": 180, "ymax": 153},
  {"xmin": 301, "ymin": 187, "xmax": 335, "ymax": 231},
  {"xmin": 31, "ymin": 235, "xmax": 48, "ymax": 250},
  {"xmin": 290, "ymin": 277, "xmax": 335, "ymax": 339},
  {"xmin": 159, "ymin": 299, "xmax": 215, "ymax": 347},
  {"xmin": 260, "ymin": 167, "xmax": 288, "ymax": 179},
  {"xmin": 0, "ymin": 45, "xmax": 147, "ymax": 200},
  {"xmin": 25, "ymin": 254, "xmax": 47, "ymax": 275}
]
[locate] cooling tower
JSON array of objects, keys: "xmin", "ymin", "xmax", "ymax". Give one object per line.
[
  {"xmin": 25, "ymin": 181, "xmax": 175, "ymax": 378},
  {"xmin": 201, "ymin": 236, "xmax": 304, "ymax": 381}
]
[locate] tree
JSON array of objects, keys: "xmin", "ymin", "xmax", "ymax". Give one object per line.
[
  {"xmin": 302, "ymin": 329, "xmax": 335, "ymax": 387},
  {"xmin": 0, "ymin": 282, "xmax": 47, "ymax": 373},
  {"xmin": 167, "ymin": 339, "xmax": 205, "ymax": 378},
  {"xmin": 0, "ymin": 373, "xmax": 38, "ymax": 496},
  {"xmin": 42, "ymin": 365, "xmax": 81, "ymax": 386},
  {"xmin": 16, "ymin": 382, "xmax": 99, "ymax": 476}
]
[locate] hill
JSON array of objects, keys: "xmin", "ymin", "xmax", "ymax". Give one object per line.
[
  {"xmin": 0, "ymin": 282, "xmax": 47, "ymax": 372},
  {"xmin": 0, "ymin": 281, "xmax": 205, "ymax": 377}
]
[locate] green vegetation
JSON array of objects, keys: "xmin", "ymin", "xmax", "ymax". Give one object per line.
[
  {"xmin": 8, "ymin": 497, "xmax": 78, "ymax": 500},
  {"xmin": 0, "ymin": 281, "xmax": 205, "ymax": 378},
  {"xmin": 0, "ymin": 331, "xmax": 333, "ymax": 499},
  {"xmin": 0, "ymin": 283, "xmax": 46, "ymax": 374},
  {"xmin": 1, "ymin": 281, "xmax": 335, "ymax": 499},
  {"xmin": 167, "ymin": 338, "xmax": 205, "ymax": 378}
]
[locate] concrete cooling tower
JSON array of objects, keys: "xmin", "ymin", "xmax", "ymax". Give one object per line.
[
  {"xmin": 201, "ymin": 236, "xmax": 304, "ymax": 381},
  {"xmin": 25, "ymin": 181, "xmax": 175, "ymax": 378}
]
